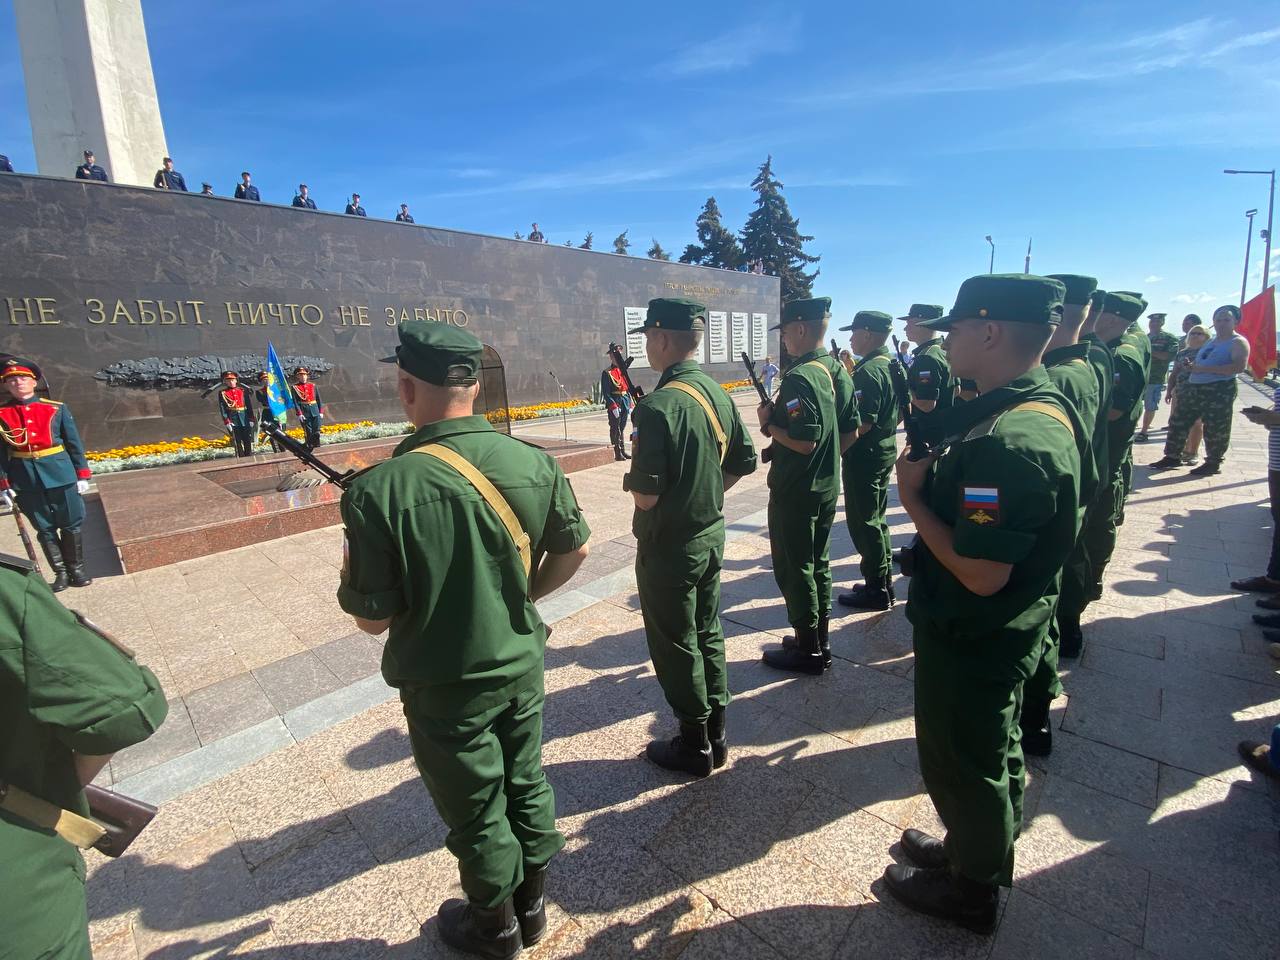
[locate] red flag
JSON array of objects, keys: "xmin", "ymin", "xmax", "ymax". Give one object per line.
[{"xmin": 1237, "ymin": 286, "xmax": 1276, "ymax": 380}]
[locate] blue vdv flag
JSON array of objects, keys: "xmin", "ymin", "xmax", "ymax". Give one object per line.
[{"xmin": 265, "ymin": 343, "xmax": 295, "ymax": 419}]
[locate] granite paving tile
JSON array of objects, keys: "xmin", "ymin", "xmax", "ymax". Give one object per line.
[
  {"xmin": 1141, "ymin": 873, "xmax": 1280, "ymax": 960},
  {"xmin": 184, "ymin": 672, "xmax": 278, "ymax": 745},
  {"xmin": 110, "ymin": 697, "xmax": 200, "ymax": 781},
  {"xmin": 252, "ymin": 649, "xmax": 346, "ymax": 714},
  {"xmin": 989, "ymin": 889, "xmax": 1137, "ymax": 960},
  {"xmin": 312, "ymin": 631, "xmax": 386, "ymax": 683}
]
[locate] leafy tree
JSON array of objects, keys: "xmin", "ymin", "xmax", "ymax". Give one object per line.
[
  {"xmin": 579, "ymin": 231, "xmax": 594, "ymax": 250},
  {"xmin": 613, "ymin": 230, "xmax": 630, "ymax": 255},
  {"xmin": 513, "ymin": 230, "xmax": 524, "ymax": 240},
  {"xmin": 678, "ymin": 196, "xmax": 744, "ymax": 269},
  {"xmin": 647, "ymin": 239, "xmax": 671, "ymax": 261},
  {"xmin": 739, "ymin": 156, "xmax": 820, "ymax": 300}
]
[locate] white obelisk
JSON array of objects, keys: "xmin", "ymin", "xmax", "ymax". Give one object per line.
[{"xmin": 14, "ymin": 0, "xmax": 169, "ymax": 186}]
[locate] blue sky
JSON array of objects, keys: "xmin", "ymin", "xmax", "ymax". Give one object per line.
[{"xmin": 3, "ymin": 1, "xmax": 1279, "ymax": 324}]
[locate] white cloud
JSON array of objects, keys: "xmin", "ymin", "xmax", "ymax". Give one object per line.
[
  {"xmin": 1170, "ymin": 292, "xmax": 1218, "ymax": 304},
  {"xmin": 660, "ymin": 17, "xmax": 802, "ymax": 77},
  {"xmin": 1145, "ymin": 275, "xmax": 1166, "ymax": 283}
]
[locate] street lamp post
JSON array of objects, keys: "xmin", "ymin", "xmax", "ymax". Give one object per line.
[
  {"xmin": 985, "ymin": 235, "xmax": 995, "ymax": 273},
  {"xmin": 1225, "ymin": 168, "xmax": 1275, "ymax": 291},
  {"xmin": 1242, "ymin": 209, "xmax": 1258, "ymax": 307}
]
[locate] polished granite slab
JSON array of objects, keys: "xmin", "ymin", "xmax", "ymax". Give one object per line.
[{"xmin": 97, "ymin": 435, "xmax": 614, "ymax": 571}]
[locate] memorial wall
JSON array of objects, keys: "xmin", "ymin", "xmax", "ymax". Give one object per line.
[{"xmin": 0, "ymin": 174, "xmax": 780, "ymax": 448}]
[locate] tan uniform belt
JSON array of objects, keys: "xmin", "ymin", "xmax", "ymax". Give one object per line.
[
  {"xmin": 661, "ymin": 381, "xmax": 727, "ymax": 464},
  {"xmin": 0, "ymin": 781, "xmax": 105, "ymax": 849},
  {"xmin": 9, "ymin": 445, "xmax": 65, "ymax": 459},
  {"xmin": 1009, "ymin": 401, "xmax": 1075, "ymax": 437},
  {"xmin": 409, "ymin": 445, "xmax": 532, "ymax": 579},
  {"xmin": 801, "ymin": 360, "xmax": 836, "ymax": 395}
]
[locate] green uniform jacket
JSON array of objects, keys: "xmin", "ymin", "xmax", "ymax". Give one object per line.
[
  {"xmin": 1, "ymin": 555, "xmax": 167, "ymax": 960},
  {"xmin": 1079, "ymin": 335, "xmax": 1116, "ymax": 492},
  {"xmin": 906, "ymin": 368, "xmax": 1083, "ymax": 673},
  {"xmin": 766, "ymin": 349, "xmax": 843, "ymax": 498},
  {"xmin": 846, "ymin": 346, "xmax": 898, "ymax": 468},
  {"xmin": 1146, "ymin": 330, "xmax": 1181, "ymax": 385},
  {"xmin": 1106, "ymin": 328, "xmax": 1151, "ymax": 472},
  {"xmin": 338, "ymin": 416, "xmax": 591, "ymax": 718},
  {"xmin": 623, "ymin": 360, "xmax": 757, "ymax": 550},
  {"xmin": 1043, "ymin": 343, "xmax": 1103, "ymax": 510},
  {"xmin": 909, "ymin": 338, "xmax": 953, "ymax": 445}
]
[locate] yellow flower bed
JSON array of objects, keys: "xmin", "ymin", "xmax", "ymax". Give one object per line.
[
  {"xmin": 86, "ymin": 421, "xmax": 376, "ymax": 462},
  {"xmin": 720, "ymin": 379, "xmax": 751, "ymax": 391},
  {"xmin": 485, "ymin": 399, "xmax": 591, "ymax": 424}
]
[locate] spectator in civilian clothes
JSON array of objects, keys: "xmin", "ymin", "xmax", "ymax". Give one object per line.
[{"xmin": 1164, "ymin": 325, "xmax": 1209, "ymax": 465}]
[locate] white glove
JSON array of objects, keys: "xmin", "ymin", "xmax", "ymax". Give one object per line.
[
  {"xmin": 0, "ymin": 490, "xmax": 13, "ymax": 509},
  {"xmin": 77, "ymin": 480, "xmax": 90, "ymax": 495}
]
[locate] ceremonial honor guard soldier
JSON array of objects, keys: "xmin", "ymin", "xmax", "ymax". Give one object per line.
[
  {"xmin": 0, "ymin": 556, "xmax": 167, "ymax": 959},
  {"xmin": 291, "ymin": 367, "xmax": 324, "ymax": 450},
  {"xmin": 0, "ymin": 358, "xmax": 94, "ymax": 591},
  {"xmin": 254, "ymin": 371, "xmax": 285, "ymax": 452},
  {"xmin": 338, "ymin": 321, "xmax": 590, "ymax": 957},
  {"xmin": 886, "ymin": 274, "xmax": 1083, "ymax": 932},
  {"xmin": 217, "ymin": 371, "xmax": 256, "ymax": 457},
  {"xmin": 601, "ymin": 351, "xmax": 635, "ymax": 461},
  {"xmin": 758, "ymin": 296, "xmax": 856, "ymax": 674},
  {"xmin": 345, "ymin": 193, "xmax": 367, "ymax": 216},
  {"xmin": 902, "ymin": 304, "xmax": 954, "ymax": 446},
  {"xmin": 835, "ymin": 311, "xmax": 900, "ymax": 611},
  {"xmin": 292, "ymin": 183, "xmax": 317, "ymax": 209},
  {"xmin": 623, "ymin": 298, "xmax": 757, "ymax": 777},
  {"xmin": 234, "ymin": 171, "xmax": 260, "ymax": 201},
  {"xmin": 152, "ymin": 156, "xmax": 188, "ymax": 191},
  {"xmin": 74, "ymin": 149, "xmax": 108, "ymax": 181},
  {"xmin": 396, "ymin": 203, "xmax": 415, "ymax": 223}
]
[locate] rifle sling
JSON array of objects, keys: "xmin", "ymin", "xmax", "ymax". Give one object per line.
[
  {"xmin": 661, "ymin": 381, "xmax": 727, "ymax": 464},
  {"xmin": 409, "ymin": 445, "xmax": 532, "ymax": 579},
  {"xmin": 0, "ymin": 780, "xmax": 106, "ymax": 849}
]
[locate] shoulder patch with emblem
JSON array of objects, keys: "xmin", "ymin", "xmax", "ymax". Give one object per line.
[
  {"xmin": 962, "ymin": 486, "xmax": 1000, "ymax": 525},
  {"xmin": 917, "ymin": 369, "xmax": 932, "ymax": 383},
  {"xmin": 785, "ymin": 397, "xmax": 802, "ymax": 418}
]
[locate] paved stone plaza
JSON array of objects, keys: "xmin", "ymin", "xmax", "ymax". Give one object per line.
[{"xmin": 8, "ymin": 391, "xmax": 1280, "ymax": 959}]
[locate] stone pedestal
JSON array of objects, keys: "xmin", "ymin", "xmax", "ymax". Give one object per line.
[{"xmin": 14, "ymin": 0, "xmax": 169, "ymax": 186}]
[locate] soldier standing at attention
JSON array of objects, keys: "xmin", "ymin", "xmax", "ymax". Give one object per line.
[
  {"xmin": 601, "ymin": 351, "xmax": 635, "ymax": 461},
  {"xmin": 1020, "ymin": 274, "xmax": 1108, "ymax": 753},
  {"xmin": 623, "ymin": 298, "xmax": 757, "ymax": 777},
  {"xmin": 217, "ymin": 371, "xmax": 256, "ymax": 458},
  {"xmin": 152, "ymin": 156, "xmax": 187, "ymax": 191},
  {"xmin": 234, "ymin": 171, "xmax": 260, "ymax": 201},
  {"xmin": 292, "ymin": 183, "xmax": 317, "ymax": 209},
  {"xmin": 338, "ymin": 321, "xmax": 590, "ymax": 957},
  {"xmin": 254, "ymin": 371, "xmax": 285, "ymax": 452},
  {"xmin": 886, "ymin": 274, "xmax": 1082, "ymax": 933},
  {"xmin": 0, "ymin": 358, "xmax": 94, "ymax": 591},
  {"xmin": 74, "ymin": 149, "xmax": 108, "ymax": 181},
  {"xmin": 1135, "ymin": 313, "xmax": 1180, "ymax": 442},
  {"xmin": 835, "ymin": 311, "xmax": 900, "ymax": 611},
  {"xmin": 902, "ymin": 304, "xmax": 954, "ymax": 446},
  {"xmin": 292, "ymin": 367, "xmax": 324, "ymax": 450},
  {"xmin": 396, "ymin": 203, "xmax": 416, "ymax": 223},
  {"xmin": 0, "ymin": 557, "xmax": 167, "ymax": 960},
  {"xmin": 758, "ymin": 297, "xmax": 855, "ymax": 674},
  {"xmin": 345, "ymin": 193, "xmax": 368, "ymax": 217}
]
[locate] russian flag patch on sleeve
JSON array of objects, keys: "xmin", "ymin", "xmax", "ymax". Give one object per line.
[
  {"xmin": 785, "ymin": 397, "xmax": 802, "ymax": 418},
  {"xmin": 962, "ymin": 486, "xmax": 999, "ymax": 525}
]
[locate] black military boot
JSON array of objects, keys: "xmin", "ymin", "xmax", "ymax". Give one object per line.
[
  {"xmin": 763, "ymin": 623, "xmax": 826, "ymax": 675},
  {"xmin": 435, "ymin": 896, "xmax": 520, "ymax": 959},
  {"xmin": 817, "ymin": 616, "xmax": 833, "ymax": 669},
  {"xmin": 646, "ymin": 720, "xmax": 713, "ymax": 777},
  {"xmin": 41, "ymin": 539, "xmax": 69, "ymax": 593},
  {"xmin": 61, "ymin": 530, "xmax": 93, "ymax": 588},
  {"xmin": 708, "ymin": 705, "xmax": 727, "ymax": 769},
  {"xmin": 846, "ymin": 577, "xmax": 894, "ymax": 611},
  {"xmin": 836, "ymin": 581, "xmax": 869, "ymax": 606},
  {"xmin": 513, "ymin": 863, "xmax": 548, "ymax": 947},
  {"xmin": 900, "ymin": 828, "xmax": 949, "ymax": 869},
  {"xmin": 1189, "ymin": 459, "xmax": 1221, "ymax": 477},
  {"xmin": 1057, "ymin": 613, "xmax": 1083, "ymax": 659},
  {"xmin": 1019, "ymin": 697, "xmax": 1053, "ymax": 757},
  {"xmin": 882, "ymin": 863, "xmax": 998, "ymax": 934}
]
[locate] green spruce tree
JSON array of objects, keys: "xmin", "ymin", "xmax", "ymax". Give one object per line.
[
  {"xmin": 739, "ymin": 156, "xmax": 820, "ymax": 300},
  {"xmin": 564, "ymin": 239, "xmax": 573, "ymax": 246},
  {"xmin": 513, "ymin": 229, "xmax": 524, "ymax": 240},
  {"xmin": 678, "ymin": 196, "xmax": 744, "ymax": 269},
  {"xmin": 613, "ymin": 230, "xmax": 630, "ymax": 255},
  {"xmin": 579, "ymin": 231, "xmax": 594, "ymax": 250},
  {"xmin": 647, "ymin": 239, "xmax": 671, "ymax": 261}
]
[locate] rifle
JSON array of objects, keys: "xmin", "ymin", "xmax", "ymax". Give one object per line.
[
  {"xmin": 741, "ymin": 352, "xmax": 774, "ymax": 464},
  {"xmin": 264, "ymin": 422, "xmax": 355, "ymax": 489},
  {"xmin": 830, "ymin": 338, "xmax": 840, "ymax": 360},
  {"xmin": 10, "ymin": 507, "xmax": 41, "ymax": 574},
  {"xmin": 606, "ymin": 342, "xmax": 644, "ymax": 400},
  {"xmin": 889, "ymin": 336, "xmax": 931, "ymax": 462}
]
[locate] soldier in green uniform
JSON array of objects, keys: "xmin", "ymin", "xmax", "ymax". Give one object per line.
[
  {"xmin": 902, "ymin": 304, "xmax": 954, "ymax": 446},
  {"xmin": 623, "ymin": 298, "xmax": 757, "ymax": 777},
  {"xmin": 1, "ymin": 554, "xmax": 167, "ymax": 960},
  {"xmin": 758, "ymin": 297, "xmax": 857, "ymax": 674},
  {"xmin": 1073, "ymin": 292, "xmax": 1150, "ymax": 655},
  {"xmin": 1020, "ymin": 274, "xmax": 1108, "ymax": 753},
  {"xmin": 338, "ymin": 321, "xmax": 592, "ymax": 958},
  {"xmin": 1135, "ymin": 313, "xmax": 1180, "ymax": 442},
  {"xmin": 885, "ymin": 274, "xmax": 1082, "ymax": 933},
  {"xmin": 835, "ymin": 311, "xmax": 900, "ymax": 611}
]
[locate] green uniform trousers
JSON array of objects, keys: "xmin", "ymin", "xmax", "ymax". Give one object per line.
[
  {"xmin": 1163, "ymin": 380, "xmax": 1237, "ymax": 463},
  {"xmin": 841, "ymin": 457, "xmax": 893, "ymax": 583},
  {"xmin": 913, "ymin": 623, "xmax": 1027, "ymax": 887},
  {"xmin": 636, "ymin": 542, "xmax": 729, "ymax": 725},
  {"xmin": 1025, "ymin": 610, "xmax": 1064, "ymax": 706},
  {"xmin": 769, "ymin": 492, "xmax": 838, "ymax": 628},
  {"xmin": 14, "ymin": 483, "xmax": 85, "ymax": 544},
  {"xmin": 402, "ymin": 678, "xmax": 563, "ymax": 908},
  {"xmin": 1081, "ymin": 474, "xmax": 1124, "ymax": 602},
  {"xmin": 0, "ymin": 811, "xmax": 91, "ymax": 960}
]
